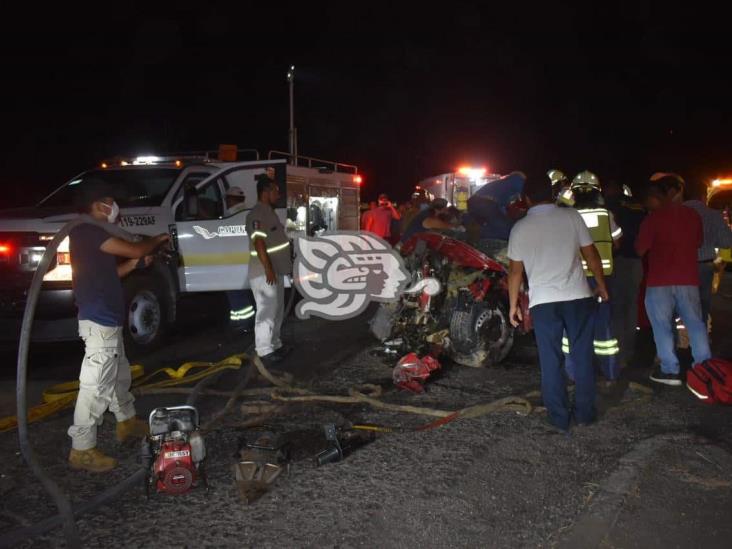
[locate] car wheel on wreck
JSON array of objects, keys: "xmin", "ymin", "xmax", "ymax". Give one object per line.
[{"xmin": 448, "ymin": 299, "xmax": 513, "ymax": 367}]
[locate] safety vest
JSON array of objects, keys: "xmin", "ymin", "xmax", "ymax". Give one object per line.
[
  {"xmin": 577, "ymin": 208, "xmax": 613, "ymax": 276},
  {"xmin": 454, "ymin": 190, "xmax": 469, "ymax": 211}
]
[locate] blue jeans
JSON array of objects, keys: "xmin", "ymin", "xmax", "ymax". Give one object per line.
[
  {"xmin": 532, "ymin": 298, "xmax": 596, "ymax": 430},
  {"xmin": 644, "ymin": 285, "xmax": 711, "ymax": 374}
]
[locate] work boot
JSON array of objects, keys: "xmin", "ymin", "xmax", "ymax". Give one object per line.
[
  {"xmin": 69, "ymin": 448, "xmax": 118, "ymax": 473},
  {"xmin": 116, "ymin": 417, "xmax": 149, "ymax": 443}
]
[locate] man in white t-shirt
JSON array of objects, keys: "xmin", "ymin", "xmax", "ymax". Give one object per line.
[{"xmin": 507, "ymin": 176, "xmax": 609, "ymax": 431}]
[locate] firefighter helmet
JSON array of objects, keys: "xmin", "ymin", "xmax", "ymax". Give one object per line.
[
  {"xmin": 548, "ymin": 169, "xmax": 567, "ymax": 187},
  {"xmin": 571, "ymin": 171, "xmax": 601, "ymax": 192}
]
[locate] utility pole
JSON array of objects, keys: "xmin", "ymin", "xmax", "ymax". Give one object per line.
[{"xmin": 287, "ymin": 65, "xmax": 298, "ymax": 165}]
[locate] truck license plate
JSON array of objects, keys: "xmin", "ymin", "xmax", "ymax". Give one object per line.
[{"xmin": 164, "ymin": 450, "xmax": 190, "ymax": 459}]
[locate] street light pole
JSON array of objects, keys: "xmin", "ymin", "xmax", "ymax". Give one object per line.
[{"xmin": 287, "ymin": 65, "xmax": 297, "ymax": 165}]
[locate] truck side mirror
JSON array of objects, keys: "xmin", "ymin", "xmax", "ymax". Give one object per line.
[{"xmin": 184, "ymin": 183, "xmax": 200, "ymax": 220}]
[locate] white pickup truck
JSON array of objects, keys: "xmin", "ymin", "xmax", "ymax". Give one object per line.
[{"xmin": 0, "ymin": 150, "xmax": 361, "ymax": 354}]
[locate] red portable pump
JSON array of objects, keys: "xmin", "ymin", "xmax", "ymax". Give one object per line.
[{"xmin": 141, "ymin": 406, "xmax": 208, "ymax": 496}]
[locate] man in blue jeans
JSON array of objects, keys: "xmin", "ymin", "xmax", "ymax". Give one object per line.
[
  {"xmin": 636, "ymin": 174, "xmax": 711, "ymax": 386},
  {"xmin": 508, "ymin": 177, "xmax": 609, "ymax": 431}
]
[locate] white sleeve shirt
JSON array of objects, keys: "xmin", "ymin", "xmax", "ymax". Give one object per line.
[{"xmin": 508, "ymin": 205, "xmax": 593, "ymax": 308}]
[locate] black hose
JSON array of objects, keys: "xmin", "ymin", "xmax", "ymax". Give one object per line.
[
  {"xmin": 14, "ymin": 220, "xmax": 84, "ymax": 548},
  {"xmin": 6, "ymin": 218, "xmax": 140, "ymax": 548},
  {"xmin": 0, "ymin": 468, "xmax": 147, "ymax": 548}
]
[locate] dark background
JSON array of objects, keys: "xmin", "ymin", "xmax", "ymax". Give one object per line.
[{"xmin": 1, "ymin": 1, "xmax": 730, "ymax": 205}]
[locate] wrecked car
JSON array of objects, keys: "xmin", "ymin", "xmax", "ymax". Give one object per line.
[{"xmin": 371, "ymin": 232, "xmax": 531, "ymax": 367}]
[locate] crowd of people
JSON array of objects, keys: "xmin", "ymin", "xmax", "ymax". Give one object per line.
[
  {"xmin": 63, "ymin": 169, "xmax": 730, "ymax": 472},
  {"xmin": 362, "ymin": 170, "xmax": 732, "ymax": 432}
]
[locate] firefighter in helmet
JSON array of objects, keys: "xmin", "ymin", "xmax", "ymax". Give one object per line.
[
  {"xmin": 548, "ymin": 169, "xmax": 575, "ymax": 207},
  {"xmin": 563, "ymin": 171, "xmax": 623, "ymax": 382}
]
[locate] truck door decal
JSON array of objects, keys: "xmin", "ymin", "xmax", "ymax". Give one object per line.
[{"xmin": 192, "ymin": 225, "xmax": 247, "ymax": 239}]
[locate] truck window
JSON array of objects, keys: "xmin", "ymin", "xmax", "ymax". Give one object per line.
[
  {"xmin": 308, "ymin": 185, "xmax": 339, "ymax": 235},
  {"xmin": 39, "ymin": 168, "xmax": 180, "ymax": 210},
  {"xmin": 194, "ymin": 178, "xmax": 224, "ymax": 220},
  {"xmin": 173, "ymin": 172, "xmax": 214, "ymax": 220},
  {"xmin": 287, "ymin": 182, "xmax": 307, "ymax": 234}
]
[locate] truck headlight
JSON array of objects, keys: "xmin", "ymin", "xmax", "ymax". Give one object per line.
[{"xmin": 43, "ymin": 237, "xmax": 73, "ymax": 282}]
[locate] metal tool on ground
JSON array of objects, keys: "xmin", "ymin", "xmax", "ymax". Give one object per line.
[
  {"xmin": 141, "ymin": 406, "xmax": 208, "ymax": 496},
  {"xmin": 315, "ymin": 423, "xmax": 376, "ymax": 466},
  {"xmin": 234, "ymin": 431, "xmax": 289, "ymax": 503}
]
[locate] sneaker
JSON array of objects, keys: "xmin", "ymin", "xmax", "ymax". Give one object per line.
[
  {"xmin": 649, "ymin": 367, "xmax": 682, "ymax": 386},
  {"xmin": 69, "ymin": 448, "xmax": 117, "ymax": 473}
]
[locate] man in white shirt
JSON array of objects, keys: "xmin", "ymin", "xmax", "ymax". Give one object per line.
[{"xmin": 507, "ymin": 176, "xmax": 609, "ymax": 431}]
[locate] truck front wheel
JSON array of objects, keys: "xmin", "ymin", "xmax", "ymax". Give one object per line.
[{"xmin": 123, "ymin": 274, "xmax": 171, "ymax": 357}]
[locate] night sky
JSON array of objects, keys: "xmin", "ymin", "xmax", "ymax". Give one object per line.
[{"xmin": 1, "ymin": 1, "xmax": 731, "ymax": 206}]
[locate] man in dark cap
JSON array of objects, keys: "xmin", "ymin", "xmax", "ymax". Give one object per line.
[{"xmin": 67, "ymin": 180, "xmax": 170, "ymax": 472}]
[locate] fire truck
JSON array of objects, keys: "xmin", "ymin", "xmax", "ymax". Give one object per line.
[{"xmin": 0, "ymin": 148, "xmax": 361, "ymax": 354}]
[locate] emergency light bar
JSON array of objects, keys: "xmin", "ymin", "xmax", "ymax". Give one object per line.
[
  {"xmin": 457, "ymin": 166, "xmax": 487, "ymax": 179},
  {"xmin": 711, "ymin": 178, "xmax": 732, "ymax": 187}
]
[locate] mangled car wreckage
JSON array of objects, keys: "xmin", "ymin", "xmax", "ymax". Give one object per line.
[{"xmin": 371, "ymin": 231, "xmax": 531, "ymax": 368}]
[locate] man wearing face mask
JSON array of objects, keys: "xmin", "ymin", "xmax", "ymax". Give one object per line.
[{"xmin": 67, "ymin": 181, "xmax": 170, "ymax": 472}]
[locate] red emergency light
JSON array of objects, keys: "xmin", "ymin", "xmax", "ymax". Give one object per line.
[
  {"xmin": 354, "ymin": 175, "xmax": 363, "ymax": 185},
  {"xmin": 0, "ymin": 244, "xmax": 12, "ymax": 261}
]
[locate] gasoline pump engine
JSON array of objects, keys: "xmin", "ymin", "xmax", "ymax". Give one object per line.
[{"xmin": 141, "ymin": 406, "xmax": 208, "ymax": 496}]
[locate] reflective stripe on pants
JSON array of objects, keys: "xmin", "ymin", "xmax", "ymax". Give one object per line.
[
  {"xmin": 68, "ymin": 320, "xmax": 136, "ymax": 450},
  {"xmin": 564, "ymin": 278, "xmax": 621, "ymax": 381},
  {"xmin": 250, "ymin": 274, "xmax": 285, "ymax": 357}
]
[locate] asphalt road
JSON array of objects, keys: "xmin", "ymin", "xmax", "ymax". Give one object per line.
[{"xmin": 0, "ymin": 277, "xmax": 731, "ymax": 548}]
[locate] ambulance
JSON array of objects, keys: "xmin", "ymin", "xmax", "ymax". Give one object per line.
[{"xmin": 414, "ymin": 167, "xmax": 501, "ymax": 211}]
